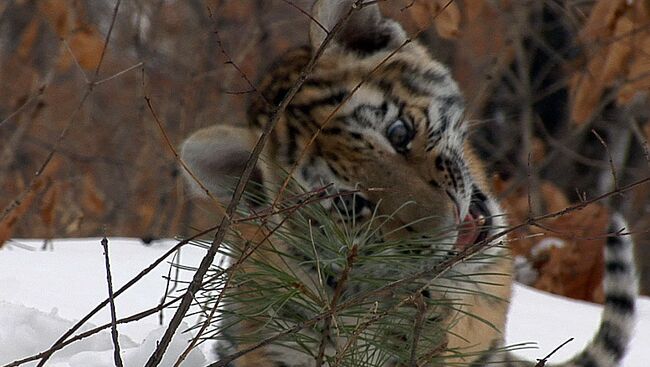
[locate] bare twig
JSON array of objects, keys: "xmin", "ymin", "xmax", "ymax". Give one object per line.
[
  {"xmin": 592, "ymin": 129, "xmax": 619, "ymax": 191},
  {"xmin": 158, "ymin": 249, "xmax": 181, "ymax": 325},
  {"xmin": 316, "ymin": 245, "xmax": 358, "ymax": 367},
  {"xmin": 21, "ymin": 225, "xmax": 218, "ymax": 367},
  {"xmin": 408, "ymin": 293, "xmax": 427, "ymax": 367},
  {"xmin": 61, "ymin": 37, "xmax": 90, "ymax": 84},
  {"xmin": 145, "ymin": 97, "xmax": 228, "ymax": 218},
  {"xmin": 3, "ymin": 296, "xmax": 182, "ymax": 367},
  {"xmin": 0, "ymin": 84, "xmax": 47, "ymax": 127},
  {"xmin": 0, "ymin": 89, "xmax": 90, "ymax": 224},
  {"xmin": 93, "ymin": 0, "xmax": 122, "ymax": 80},
  {"xmin": 22, "ymin": 4, "xmax": 128, "ymax": 364},
  {"xmin": 280, "ymin": 0, "xmax": 328, "ymax": 33},
  {"xmin": 1, "ymin": 0, "xmax": 134, "ymax": 268},
  {"xmin": 101, "ymin": 237, "xmax": 124, "ymax": 367},
  {"xmin": 213, "ymin": 28, "xmax": 269, "ymax": 107},
  {"xmin": 628, "ymin": 116, "xmax": 650, "ymax": 165},
  {"xmin": 534, "ymin": 338, "xmax": 574, "ymax": 367},
  {"xmin": 95, "ymin": 62, "xmax": 144, "ymax": 86}
]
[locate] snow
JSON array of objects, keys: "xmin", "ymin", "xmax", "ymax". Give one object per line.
[
  {"xmin": 0, "ymin": 239, "xmax": 208, "ymax": 367},
  {"xmin": 1, "ymin": 238, "xmax": 648, "ymax": 366}
]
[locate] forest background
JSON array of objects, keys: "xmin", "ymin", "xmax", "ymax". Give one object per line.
[{"xmin": 1, "ymin": 0, "xmax": 649, "ymax": 300}]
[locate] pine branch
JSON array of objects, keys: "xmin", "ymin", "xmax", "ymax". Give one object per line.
[{"xmin": 143, "ymin": 3, "xmax": 370, "ymax": 365}]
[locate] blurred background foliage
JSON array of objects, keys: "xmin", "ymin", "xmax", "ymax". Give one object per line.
[{"xmin": 1, "ymin": 0, "xmax": 649, "ymax": 297}]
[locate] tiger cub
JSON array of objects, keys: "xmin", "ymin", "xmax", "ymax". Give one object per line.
[{"xmin": 181, "ymin": 1, "xmax": 637, "ymax": 366}]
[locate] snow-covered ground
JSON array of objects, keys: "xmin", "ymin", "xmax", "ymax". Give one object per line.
[{"xmin": 0, "ymin": 238, "xmax": 648, "ymax": 366}]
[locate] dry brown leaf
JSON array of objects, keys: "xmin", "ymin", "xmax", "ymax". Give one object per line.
[
  {"xmin": 530, "ymin": 137, "xmax": 546, "ymax": 165},
  {"xmin": 0, "ymin": 158, "xmax": 63, "ymax": 247},
  {"xmin": 464, "ymin": 0, "xmax": 488, "ymax": 24},
  {"xmin": 405, "ymin": 0, "xmax": 461, "ymax": 39},
  {"xmin": 81, "ymin": 173, "xmax": 106, "ymax": 216},
  {"xmin": 601, "ymin": 15, "xmax": 634, "ymax": 85},
  {"xmin": 17, "ymin": 20, "xmax": 40, "ymax": 60},
  {"xmin": 38, "ymin": 0, "xmax": 71, "ymax": 36},
  {"xmin": 617, "ymin": 1, "xmax": 650, "ymax": 104},
  {"xmin": 579, "ymin": 0, "xmax": 625, "ymax": 41},
  {"xmin": 406, "ymin": 1, "xmax": 432, "ymax": 30},
  {"xmin": 571, "ymin": 0, "xmax": 650, "ymax": 124},
  {"xmin": 64, "ymin": 208, "xmax": 84, "ymax": 234},
  {"xmin": 0, "ymin": 184, "xmax": 41, "ymax": 248},
  {"xmin": 450, "ymin": 0, "xmax": 510, "ymax": 107},
  {"xmin": 533, "ymin": 204, "xmax": 608, "ymax": 302},
  {"xmin": 40, "ymin": 182, "xmax": 60, "ymax": 228},
  {"xmin": 39, "ymin": 0, "xmax": 105, "ymax": 71},
  {"xmin": 432, "ymin": 0, "xmax": 461, "ymax": 39},
  {"xmin": 57, "ymin": 28, "xmax": 105, "ymax": 71},
  {"xmin": 137, "ymin": 202, "xmax": 156, "ymax": 231},
  {"xmin": 540, "ymin": 182, "xmax": 570, "ymax": 214},
  {"xmin": 570, "ymin": 56, "xmax": 606, "ymax": 124}
]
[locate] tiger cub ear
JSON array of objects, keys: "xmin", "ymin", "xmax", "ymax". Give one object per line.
[
  {"xmin": 309, "ymin": 0, "xmax": 407, "ymax": 54},
  {"xmin": 180, "ymin": 125, "xmax": 264, "ymax": 205}
]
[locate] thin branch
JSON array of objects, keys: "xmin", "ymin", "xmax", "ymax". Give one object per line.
[
  {"xmin": 213, "ymin": 28, "xmax": 269, "ymax": 107},
  {"xmin": 101, "ymin": 237, "xmax": 124, "ymax": 367},
  {"xmin": 0, "ymin": 84, "xmax": 47, "ymax": 127},
  {"xmin": 145, "ymin": 97, "xmax": 228, "ymax": 218},
  {"xmin": 534, "ymin": 338, "xmax": 574, "ymax": 367},
  {"xmin": 158, "ymin": 250, "xmax": 181, "ymax": 325},
  {"xmin": 93, "ymin": 0, "xmax": 122, "ymax": 80},
  {"xmin": 316, "ymin": 245, "xmax": 358, "ymax": 367},
  {"xmin": 628, "ymin": 116, "xmax": 650, "ymax": 165},
  {"xmin": 408, "ymin": 293, "xmax": 427, "ymax": 367},
  {"xmin": 0, "ymin": 89, "xmax": 90, "ymax": 224},
  {"xmin": 22, "ymin": 225, "xmax": 218, "ymax": 367},
  {"xmin": 61, "ymin": 37, "xmax": 90, "ymax": 84},
  {"xmin": 2, "ymin": 296, "xmax": 182, "ymax": 367},
  {"xmin": 592, "ymin": 129, "xmax": 619, "ymax": 191},
  {"xmin": 94, "ymin": 62, "xmax": 144, "ymax": 86},
  {"xmin": 533, "ymin": 115, "xmax": 614, "ymax": 170},
  {"xmin": 280, "ymin": 0, "xmax": 328, "ymax": 34},
  {"xmin": 1, "ymin": 0, "xmax": 130, "ymax": 277}
]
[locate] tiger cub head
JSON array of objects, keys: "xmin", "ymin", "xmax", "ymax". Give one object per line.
[{"xmin": 182, "ymin": 0, "xmax": 506, "ymax": 264}]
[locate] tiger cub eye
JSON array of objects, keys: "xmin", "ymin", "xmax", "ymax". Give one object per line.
[{"xmin": 386, "ymin": 119, "xmax": 413, "ymax": 152}]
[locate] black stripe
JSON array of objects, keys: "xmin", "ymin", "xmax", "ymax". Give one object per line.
[
  {"xmin": 606, "ymin": 235, "xmax": 625, "ymax": 249},
  {"xmin": 575, "ymin": 351, "xmax": 599, "ymax": 367},
  {"xmin": 349, "ymin": 132, "xmax": 363, "ymax": 140},
  {"xmin": 290, "ymin": 91, "xmax": 347, "ymax": 115},
  {"xmin": 322, "ymin": 127, "xmax": 342, "ymax": 135},
  {"xmin": 385, "ymin": 60, "xmax": 448, "ymax": 83},
  {"xmin": 377, "ymin": 60, "xmax": 450, "ymax": 96},
  {"xmin": 598, "ymin": 320, "xmax": 625, "ymax": 360},
  {"xmin": 435, "ymin": 156, "xmax": 444, "ymax": 171},
  {"xmin": 605, "ymin": 260, "xmax": 629, "ymax": 274},
  {"xmin": 605, "ymin": 294, "xmax": 635, "ymax": 314},
  {"xmin": 429, "ymin": 180, "xmax": 441, "ymax": 188},
  {"xmin": 286, "ymin": 124, "xmax": 299, "ymax": 165},
  {"xmin": 468, "ymin": 351, "xmax": 493, "ymax": 367},
  {"xmin": 467, "ymin": 339, "xmax": 502, "ymax": 366}
]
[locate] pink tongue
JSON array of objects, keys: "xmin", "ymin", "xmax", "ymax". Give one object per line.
[{"xmin": 455, "ymin": 214, "xmax": 479, "ymax": 250}]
